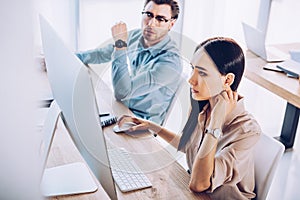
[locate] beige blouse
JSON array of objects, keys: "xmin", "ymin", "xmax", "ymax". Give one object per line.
[{"xmin": 182, "ymin": 97, "xmax": 261, "ymax": 200}]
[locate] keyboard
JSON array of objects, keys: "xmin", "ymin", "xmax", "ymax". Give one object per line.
[
  {"xmin": 100, "ymin": 114, "xmax": 117, "ymax": 127},
  {"xmin": 107, "ymin": 148, "xmax": 152, "ymax": 192}
]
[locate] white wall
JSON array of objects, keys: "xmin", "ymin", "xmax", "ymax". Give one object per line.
[
  {"xmin": 78, "ymin": 0, "xmax": 185, "ymax": 50},
  {"xmin": 267, "ymin": 0, "xmax": 300, "ymax": 44},
  {"xmin": 34, "ymin": 0, "xmax": 300, "ymax": 57},
  {"xmin": 79, "ymin": 0, "xmax": 183, "ymax": 50},
  {"xmin": 0, "ymin": 0, "xmax": 43, "ymax": 199},
  {"xmin": 182, "ymin": 0, "xmax": 300, "ymax": 47},
  {"xmin": 79, "ymin": 0, "xmax": 142, "ymax": 50},
  {"xmin": 35, "ymin": 0, "xmax": 78, "ymax": 53}
]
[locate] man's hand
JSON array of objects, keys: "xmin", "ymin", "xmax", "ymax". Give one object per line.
[{"xmin": 111, "ymin": 22, "xmax": 128, "ymax": 42}]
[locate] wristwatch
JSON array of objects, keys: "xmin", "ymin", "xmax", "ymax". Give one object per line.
[
  {"xmin": 114, "ymin": 39, "xmax": 127, "ymax": 48},
  {"xmin": 205, "ymin": 128, "xmax": 222, "ymax": 139}
]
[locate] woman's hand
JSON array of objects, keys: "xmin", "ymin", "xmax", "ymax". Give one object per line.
[
  {"xmin": 118, "ymin": 115, "xmax": 180, "ymax": 148},
  {"xmin": 117, "ymin": 115, "xmax": 162, "ymax": 133},
  {"xmin": 209, "ymin": 88, "xmax": 238, "ymax": 129}
]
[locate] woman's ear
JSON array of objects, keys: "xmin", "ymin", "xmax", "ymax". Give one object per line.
[{"xmin": 224, "ymin": 73, "xmax": 235, "ymax": 87}]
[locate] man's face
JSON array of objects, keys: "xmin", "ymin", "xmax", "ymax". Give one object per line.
[{"xmin": 141, "ymin": 1, "xmax": 176, "ymax": 47}]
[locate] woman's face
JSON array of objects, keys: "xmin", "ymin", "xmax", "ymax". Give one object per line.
[{"xmin": 188, "ymin": 48, "xmax": 225, "ymax": 101}]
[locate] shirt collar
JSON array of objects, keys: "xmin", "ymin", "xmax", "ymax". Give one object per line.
[{"xmin": 138, "ymin": 34, "xmax": 171, "ymax": 57}]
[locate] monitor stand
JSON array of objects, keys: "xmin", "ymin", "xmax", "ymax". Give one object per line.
[
  {"xmin": 39, "ymin": 100, "xmax": 98, "ymax": 197},
  {"xmin": 41, "ymin": 162, "xmax": 98, "ymax": 197}
]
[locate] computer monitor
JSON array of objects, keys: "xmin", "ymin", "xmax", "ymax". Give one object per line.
[
  {"xmin": 256, "ymin": 0, "xmax": 271, "ymax": 33},
  {"xmin": 242, "ymin": 0, "xmax": 289, "ymax": 62},
  {"xmin": 242, "ymin": 22, "xmax": 289, "ymax": 62},
  {"xmin": 242, "ymin": 22, "xmax": 286, "ymax": 62},
  {"xmin": 39, "ymin": 15, "xmax": 118, "ymax": 199}
]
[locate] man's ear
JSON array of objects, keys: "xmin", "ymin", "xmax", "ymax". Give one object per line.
[
  {"xmin": 225, "ymin": 73, "xmax": 235, "ymax": 86},
  {"xmin": 168, "ymin": 19, "xmax": 176, "ymax": 31}
]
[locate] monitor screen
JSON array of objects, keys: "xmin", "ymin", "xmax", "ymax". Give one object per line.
[{"xmin": 39, "ymin": 15, "xmax": 118, "ymax": 199}]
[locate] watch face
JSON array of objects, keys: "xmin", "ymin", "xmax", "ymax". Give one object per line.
[
  {"xmin": 214, "ymin": 129, "xmax": 222, "ymax": 138},
  {"xmin": 115, "ymin": 39, "xmax": 127, "ymax": 48},
  {"xmin": 206, "ymin": 128, "xmax": 222, "ymax": 139}
]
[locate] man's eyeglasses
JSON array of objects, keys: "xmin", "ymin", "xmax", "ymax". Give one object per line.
[{"xmin": 141, "ymin": 11, "xmax": 173, "ymax": 23}]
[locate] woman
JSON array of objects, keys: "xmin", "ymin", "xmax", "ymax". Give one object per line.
[{"xmin": 118, "ymin": 37, "xmax": 261, "ymax": 199}]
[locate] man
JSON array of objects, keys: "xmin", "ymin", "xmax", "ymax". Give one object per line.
[{"xmin": 77, "ymin": 0, "xmax": 182, "ymax": 125}]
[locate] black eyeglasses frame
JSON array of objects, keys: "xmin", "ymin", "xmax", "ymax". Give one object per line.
[{"xmin": 141, "ymin": 11, "xmax": 173, "ymax": 23}]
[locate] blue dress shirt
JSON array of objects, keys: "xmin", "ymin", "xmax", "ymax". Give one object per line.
[{"xmin": 76, "ymin": 29, "xmax": 182, "ymax": 125}]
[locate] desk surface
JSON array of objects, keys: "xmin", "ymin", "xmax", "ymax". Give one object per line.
[
  {"xmin": 45, "ymin": 71, "xmax": 210, "ymax": 200},
  {"xmin": 244, "ymin": 43, "xmax": 300, "ymax": 108}
]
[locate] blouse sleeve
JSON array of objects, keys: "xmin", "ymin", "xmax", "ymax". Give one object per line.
[{"xmin": 209, "ymin": 123, "xmax": 261, "ymax": 192}]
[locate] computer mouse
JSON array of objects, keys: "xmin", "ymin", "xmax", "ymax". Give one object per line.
[{"xmin": 113, "ymin": 122, "xmax": 137, "ymax": 133}]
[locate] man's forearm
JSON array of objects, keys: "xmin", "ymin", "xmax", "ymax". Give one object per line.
[
  {"xmin": 76, "ymin": 44, "xmax": 114, "ymax": 64},
  {"xmin": 112, "ymin": 49, "xmax": 131, "ymax": 100}
]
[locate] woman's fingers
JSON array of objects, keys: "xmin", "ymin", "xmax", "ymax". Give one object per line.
[
  {"xmin": 220, "ymin": 90, "xmax": 229, "ymax": 101},
  {"xmin": 117, "ymin": 115, "xmax": 133, "ymax": 126},
  {"xmin": 128, "ymin": 124, "xmax": 146, "ymax": 132},
  {"xmin": 213, "ymin": 89, "xmax": 238, "ymax": 117},
  {"xmin": 227, "ymin": 89, "xmax": 233, "ymax": 101},
  {"xmin": 131, "ymin": 117, "xmax": 142, "ymax": 124},
  {"xmin": 219, "ymin": 89, "xmax": 236, "ymax": 102},
  {"xmin": 233, "ymin": 91, "xmax": 238, "ymax": 101}
]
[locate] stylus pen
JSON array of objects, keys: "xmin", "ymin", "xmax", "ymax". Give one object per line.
[{"xmin": 276, "ymin": 65, "xmax": 299, "ymax": 79}]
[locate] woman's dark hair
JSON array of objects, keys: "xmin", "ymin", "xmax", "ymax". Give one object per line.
[
  {"xmin": 177, "ymin": 37, "xmax": 245, "ymax": 151},
  {"xmin": 195, "ymin": 37, "xmax": 245, "ymax": 91},
  {"xmin": 144, "ymin": 0, "xmax": 180, "ymax": 19}
]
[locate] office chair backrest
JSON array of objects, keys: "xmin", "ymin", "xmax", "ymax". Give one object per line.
[{"xmin": 254, "ymin": 133, "xmax": 284, "ymax": 200}]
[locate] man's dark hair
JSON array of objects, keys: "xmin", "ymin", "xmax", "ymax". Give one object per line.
[{"xmin": 144, "ymin": 0, "xmax": 180, "ymax": 19}]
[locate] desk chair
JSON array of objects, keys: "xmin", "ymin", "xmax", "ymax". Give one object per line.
[{"xmin": 254, "ymin": 134, "xmax": 284, "ymax": 200}]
